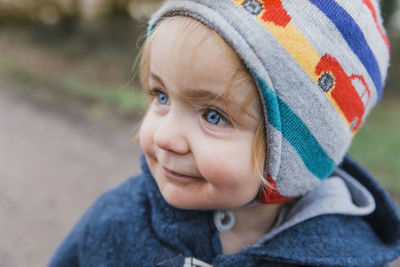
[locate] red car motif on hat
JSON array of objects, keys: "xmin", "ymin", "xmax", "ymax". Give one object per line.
[
  {"xmin": 315, "ymin": 54, "xmax": 371, "ymax": 133},
  {"xmin": 247, "ymin": 0, "xmax": 371, "ymax": 134}
]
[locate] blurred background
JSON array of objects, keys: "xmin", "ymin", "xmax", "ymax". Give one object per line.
[{"xmin": 0, "ymin": 0, "xmax": 399, "ymax": 266}]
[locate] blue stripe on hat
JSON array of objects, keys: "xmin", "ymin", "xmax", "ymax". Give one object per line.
[
  {"xmin": 253, "ymin": 72, "xmax": 336, "ymax": 179},
  {"xmin": 308, "ymin": 0, "xmax": 383, "ymax": 99}
]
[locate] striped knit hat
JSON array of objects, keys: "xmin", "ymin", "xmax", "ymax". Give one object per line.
[{"xmin": 148, "ymin": 0, "xmax": 390, "ymax": 203}]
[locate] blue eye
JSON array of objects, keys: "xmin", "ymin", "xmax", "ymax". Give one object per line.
[
  {"xmin": 206, "ymin": 110, "xmax": 220, "ymax": 124},
  {"xmin": 157, "ymin": 92, "xmax": 170, "ymax": 105},
  {"xmin": 203, "ymin": 108, "xmax": 230, "ymax": 126}
]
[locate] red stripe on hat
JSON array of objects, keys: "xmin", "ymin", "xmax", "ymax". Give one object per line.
[
  {"xmin": 363, "ymin": 0, "xmax": 390, "ymax": 51},
  {"xmin": 259, "ymin": 175, "xmax": 293, "ymax": 204}
]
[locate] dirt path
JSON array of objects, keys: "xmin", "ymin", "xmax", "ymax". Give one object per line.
[{"xmin": 0, "ymin": 85, "xmax": 142, "ymax": 267}]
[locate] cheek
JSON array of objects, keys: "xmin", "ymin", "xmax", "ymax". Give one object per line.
[
  {"xmin": 197, "ymin": 153, "xmax": 260, "ymax": 206},
  {"xmin": 139, "ymin": 113, "xmax": 155, "ymax": 154},
  {"xmin": 194, "ymin": 137, "xmax": 257, "ymax": 188}
]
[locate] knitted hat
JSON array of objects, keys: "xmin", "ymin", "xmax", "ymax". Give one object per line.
[{"xmin": 148, "ymin": 0, "xmax": 390, "ymax": 203}]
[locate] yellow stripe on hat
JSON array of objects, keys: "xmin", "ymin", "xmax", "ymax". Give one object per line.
[
  {"xmin": 232, "ymin": 0, "xmax": 351, "ymax": 131},
  {"xmin": 261, "ymin": 20, "xmax": 320, "ymax": 82},
  {"xmin": 232, "ymin": 1, "xmax": 319, "ymax": 81}
]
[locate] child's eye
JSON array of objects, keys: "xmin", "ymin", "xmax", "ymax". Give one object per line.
[
  {"xmin": 149, "ymin": 89, "xmax": 170, "ymax": 105},
  {"xmin": 202, "ymin": 108, "xmax": 231, "ymax": 126},
  {"xmin": 157, "ymin": 92, "xmax": 170, "ymax": 105}
]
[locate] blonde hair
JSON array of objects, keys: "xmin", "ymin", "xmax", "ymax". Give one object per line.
[{"xmin": 137, "ymin": 16, "xmax": 269, "ymax": 186}]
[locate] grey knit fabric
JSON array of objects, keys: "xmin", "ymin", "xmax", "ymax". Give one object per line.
[{"xmin": 148, "ymin": 0, "xmax": 390, "ymax": 203}]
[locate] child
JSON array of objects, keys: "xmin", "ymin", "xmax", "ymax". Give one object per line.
[{"xmin": 49, "ymin": 0, "xmax": 400, "ymax": 266}]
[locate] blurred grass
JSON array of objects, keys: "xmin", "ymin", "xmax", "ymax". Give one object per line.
[
  {"xmin": 0, "ymin": 18, "xmax": 148, "ymax": 117},
  {"xmin": 350, "ymin": 100, "xmax": 400, "ymax": 198},
  {"xmin": 0, "ymin": 55, "xmax": 147, "ymax": 115},
  {"xmin": 1, "ymin": 56, "xmax": 146, "ymax": 106}
]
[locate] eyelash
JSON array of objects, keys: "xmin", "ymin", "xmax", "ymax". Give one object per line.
[{"xmin": 148, "ymin": 88, "xmax": 232, "ymax": 126}]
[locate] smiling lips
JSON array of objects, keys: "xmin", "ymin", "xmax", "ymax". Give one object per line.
[{"xmin": 162, "ymin": 167, "xmax": 203, "ymax": 183}]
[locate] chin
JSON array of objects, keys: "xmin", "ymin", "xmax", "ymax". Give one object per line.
[
  {"xmin": 162, "ymin": 194, "xmax": 241, "ymax": 211},
  {"xmin": 163, "ymin": 195, "xmax": 204, "ymax": 210},
  {"xmin": 161, "ymin": 194, "xmax": 212, "ymax": 210}
]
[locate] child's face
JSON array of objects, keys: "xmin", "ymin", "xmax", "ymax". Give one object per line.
[{"xmin": 139, "ymin": 18, "xmax": 263, "ymax": 210}]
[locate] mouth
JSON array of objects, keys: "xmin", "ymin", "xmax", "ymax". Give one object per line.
[{"xmin": 162, "ymin": 167, "xmax": 203, "ymax": 183}]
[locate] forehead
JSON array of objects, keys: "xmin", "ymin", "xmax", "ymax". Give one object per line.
[
  {"xmin": 149, "ymin": 17, "xmax": 259, "ymax": 111},
  {"xmin": 150, "ymin": 18, "xmax": 239, "ymax": 90}
]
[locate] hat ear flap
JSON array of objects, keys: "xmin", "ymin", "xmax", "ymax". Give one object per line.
[{"xmin": 259, "ymin": 175, "xmax": 293, "ymax": 204}]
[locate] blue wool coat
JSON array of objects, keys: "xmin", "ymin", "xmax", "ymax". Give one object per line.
[{"xmin": 49, "ymin": 156, "xmax": 400, "ymax": 267}]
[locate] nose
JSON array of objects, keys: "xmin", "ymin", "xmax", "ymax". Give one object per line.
[{"xmin": 153, "ymin": 114, "xmax": 190, "ymax": 155}]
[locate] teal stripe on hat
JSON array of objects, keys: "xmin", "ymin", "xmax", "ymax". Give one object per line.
[
  {"xmin": 253, "ymin": 73, "xmax": 336, "ymax": 179},
  {"xmin": 253, "ymin": 72, "xmax": 282, "ymax": 132},
  {"xmin": 148, "ymin": 23, "xmax": 157, "ymax": 38}
]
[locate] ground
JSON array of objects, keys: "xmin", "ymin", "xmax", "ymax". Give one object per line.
[{"xmin": 0, "ymin": 84, "xmax": 142, "ymax": 267}]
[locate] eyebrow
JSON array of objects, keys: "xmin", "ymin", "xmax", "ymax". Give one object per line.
[
  {"xmin": 149, "ymin": 72, "xmax": 225, "ymax": 103},
  {"xmin": 149, "ymin": 72, "xmax": 166, "ymax": 90}
]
